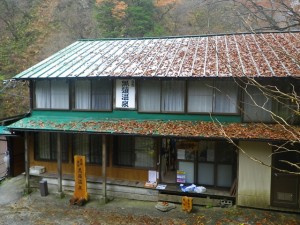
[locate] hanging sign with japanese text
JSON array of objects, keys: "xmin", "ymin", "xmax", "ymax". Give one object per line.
[{"xmin": 115, "ymin": 79, "xmax": 136, "ymax": 109}]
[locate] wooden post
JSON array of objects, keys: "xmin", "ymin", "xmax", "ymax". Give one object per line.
[
  {"xmin": 57, "ymin": 133, "xmax": 63, "ymax": 196},
  {"xmin": 102, "ymin": 135, "xmax": 107, "ymax": 203},
  {"xmin": 24, "ymin": 132, "xmax": 31, "ymax": 194}
]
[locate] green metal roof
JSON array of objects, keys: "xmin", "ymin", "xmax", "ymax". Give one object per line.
[
  {"xmin": 13, "ymin": 32, "xmax": 300, "ymax": 79},
  {"xmin": 0, "ymin": 126, "xmax": 11, "ymax": 135},
  {"xmin": 8, "ymin": 112, "xmax": 299, "ymax": 140}
]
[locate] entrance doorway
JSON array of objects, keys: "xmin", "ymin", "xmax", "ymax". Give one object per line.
[
  {"xmin": 271, "ymin": 146, "xmax": 300, "ymax": 208},
  {"xmin": 159, "ymin": 138, "xmax": 237, "ymax": 188},
  {"xmin": 160, "ymin": 138, "xmax": 177, "ymax": 183}
]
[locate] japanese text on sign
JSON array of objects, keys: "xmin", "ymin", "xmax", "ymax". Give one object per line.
[
  {"xmin": 74, "ymin": 155, "xmax": 88, "ymax": 200},
  {"xmin": 115, "ymin": 79, "xmax": 135, "ymax": 109}
]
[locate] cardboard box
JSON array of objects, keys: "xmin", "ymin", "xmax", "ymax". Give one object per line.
[{"xmin": 30, "ymin": 166, "xmax": 45, "ymax": 175}]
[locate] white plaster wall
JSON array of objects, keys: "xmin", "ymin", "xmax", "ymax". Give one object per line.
[{"xmin": 237, "ymin": 141, "xmax": 272, "ymax": 208}]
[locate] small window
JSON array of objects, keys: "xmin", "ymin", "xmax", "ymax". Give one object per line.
[
  {"xmin": 187, "ymin": 79, "xmax": 238, "ymax": 114},
  {"xmin": 138, "ymin": 80, "xmax": 161, "ymax": 112},
  {"xmin": 188, "ymin": 80, "xmax": 213, "ymax": 113},
  {"xmin": 243, "ymin": 85, "xmax": 272, "ymax": 122},
  {"xmin": 114, "ymin": 136, "xmax": 157, "ymax": 168},
  {"xmin": 196, "ymin": 140, "xmax": 236, "ymax": 188},
  {"xmin": 161, "ymin": 80, "xmax": 185, "ymax": 112},
  {"xmin": 74, "ymin": 80, "xmax": 112, "ymax": 111},
  {"xmin": 34, "ymin": 80, "xmax": 69, "ymax": 109},
  {"xmin": 214, "ymin": 80, "xmax": 238, "ymax": 113},
  {"xmin": 73, "ymin": 133, "xmax": 103, "ymax": 164},
  {"xmin": 35, "ymin": 133, "xmax": 68, "ymax": 161}
]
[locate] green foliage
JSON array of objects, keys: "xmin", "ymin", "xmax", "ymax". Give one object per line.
[
  {"xmin": 190, "ymin": 1, "xmax": 242, "ymax": 34},
  {"xmin": 96, "ymin": 0, "xmax": 166, "ymax": 38},
  {"xmin": 96, "ymin": 1, "xmax": 122, "ymax": 38},
  {"xmin": 0, "ymin": 0, "xmax": 38, "ymax": 79},
  {"xmin": 126, "ymin": 5, "xmax": 154, "ymax": 37},
  {"xmin": 0, "ymin": 0, "xmax": 35, "ymax": 118}
]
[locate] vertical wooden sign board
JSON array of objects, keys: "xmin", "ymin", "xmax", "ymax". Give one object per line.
[
  {"xmin": 70, "ymin": 155, "xmax": 88, "ymax": 206},
  {"xmin": 182, "ymin": 196, "xmax": 193, "ymax": 213}
]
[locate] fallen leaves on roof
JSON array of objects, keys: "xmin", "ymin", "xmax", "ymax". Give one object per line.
[
  {"xmin": 15, "ymin": 32, "xmax": 300, "ymax": 79},
  {"xmin": 10, "ymin": 118, "xmax": 300, "ymax": 141}
]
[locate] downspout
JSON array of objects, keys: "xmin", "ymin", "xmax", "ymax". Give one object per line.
[
  {"xmin": 24, "ymin": 132, "xmax": 31, "ymax": 194},
  {"xmin": 57, "ymin": 133, "xmax": 63, "ymax": 197},
  {"xmin": 101, "ymin": 134, "xmax": 107, "ymax": 203}
]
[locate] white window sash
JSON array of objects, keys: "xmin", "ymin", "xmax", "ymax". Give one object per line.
[
  {"xmin": 51, "ymin": 80, "xmax": 69, "ymax": 109},
  {"xmin": 188, "ymin": 80, "xmax": 213, "ymax": 113},
  {"xmin": 138, "ymin": 80, "xmax": 161, "ymax": 112},
  {"xmin": 162, "ymin": 81, "xmax": 185, "ymax": 112},
  {"xmin": 35, "ymin": 80, "xmax": 51, "ymax": 108},
  {"xmin": 214, "ymin": 80, "xmax": 238, "ymax": 113},
  {"xmin": 243, "ymin": 85, "xmax": 272, "ymax": 122},
  {"xmin": 75, "ymin": 80, "xmax": 91, "ymax": 109},
  {"xmin": 91, "ymin": 80, "xmax": 112, "ymax": 110}
]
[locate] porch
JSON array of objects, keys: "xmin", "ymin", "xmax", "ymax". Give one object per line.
[{"xmin": 29, "ymin": 172, "xmax": 236, "ymax": 207}]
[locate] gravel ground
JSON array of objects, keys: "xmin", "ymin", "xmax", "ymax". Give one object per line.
[{"xmin": 0, "ymin": 176, "xmax": 300, "ymax": 225}]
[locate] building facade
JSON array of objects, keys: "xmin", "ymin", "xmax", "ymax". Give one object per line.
[{"xmin": 8, "ymin": 32, "xmax": 300, "ymax": 211}]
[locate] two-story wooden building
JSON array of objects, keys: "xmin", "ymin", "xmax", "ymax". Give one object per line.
[{"xmin": 7, "ymin": 32, "xmax": 300, "ymax": 212}]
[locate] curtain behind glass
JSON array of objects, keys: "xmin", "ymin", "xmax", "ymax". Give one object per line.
[
  {"xmin": 134, "ymin": 137, "xmax": 156, "ymax": 168},
  {"xmin": 138, "ymin": 80, "xmax": 161, "ymax": 112},
  {"xmin": 90, "ymin": 135, "xmax": 102, "ymax": 164},
  {"xmin": 35, "ymin": 80, "xmax": 51, "ymax": 108},
  {"xmin": 188, "ymin": 80, "xmax": 213, "ymax": 113},
  {"xmin": 92, "ymin": 80, "xmax": 112, "ymax": 110},
  {"xmin": 75, "ymin": 80, "xmax": 91, "ymax": 109},
  {"xmin": 214, "ymin": 80, "xmax": 238, "ymax": 113},
  {"xmin": 51, "ymin": 80, "xmax": 69, "ymax": 109},
  {"xmin": 73, "ymin": 134, "xmax": 90, "ymax": 163},
  {"xmin": 51, "ymin": 133, "xmax": 68, "ymax": 161},
  {"xmin": 162, "ymin": 81, "xmax": 185, "ymax": 112},
  {"xmin": 117, "ymin": 137, "xmax": 134, "ymax": 166},
  {"xmin": 243, "ymin": 85, "xmax": 272, "ymax": 122},
  {"xmin": 38, "ymin": 133, "xmax": 50, "ymax": 160}
]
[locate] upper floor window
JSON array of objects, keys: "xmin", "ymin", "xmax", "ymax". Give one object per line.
[
  {"xmin": 139, "ymin": 79, "xmax": 239, "ymax": 114},
  {"xmin": 34, "ymin": 80, "xmax": 69, "ymax": 109},
  {"xmin": 187, "ymin": 79, "xmax": 239, "ymax": 114},
  {"xmin": 138, "ymin": 80, "xmax": 161, "ymax": 112},
  {"xmin": 243, "ymin": 83, "xmax": 295, "ymax": 123},
  {"xmin": 74, "ymin": 80, "xmax": 112, "ymax": 111},
  {"xmin": 162, "ymin": 81, "xmax": 185, "ymax": 112},
  {"xmin": 138, "ymin": 80, "xmax": 185, "ymax": 113}
]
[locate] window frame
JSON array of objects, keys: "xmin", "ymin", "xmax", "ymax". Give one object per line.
[
  {"xmin": 34, "ymin": 132, "xmax": 69, "ymax": 162},
  {"xmin": 242, "ymin": 79, "xmax": 298, "ymax": 123},
  {"xmin": 138, "ymin": 79, "xmax": 240, "ymax": 115},
  {"xmin": 72, "ymin": 79, "xmax": 113, "ymax": 112},
  {"xmin": 33, "ymin": 79, "xmax": 70, "ymax": 110},
  {"xmin": 113, "ymin": 136, "xmax": 157, "ymax": 169},
  {"xmin": 72, "ymin": 133, "xmax": 104, "ymax": 165},
  {"xmin": 138, "ymin": 80, "xmax": 161, "ymax": 113},
  {"xmin": 161, "ymin": 80, "xmax": 186, "ymax": 113},
  {"xmin": 176, "ymin": 139, "xmax": 236, "ymax": 188}
]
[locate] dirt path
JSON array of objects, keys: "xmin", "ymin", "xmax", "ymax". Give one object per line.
[
  {"xmin": 0, "ymin": 189, "xmax": 300, "ymax": 225},
  {"xmin": 0, "ymin": 176, "xmax": 300, "ymax": 225}
]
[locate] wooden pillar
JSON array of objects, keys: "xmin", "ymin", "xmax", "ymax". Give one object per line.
[
  {"xmin": 102, "ymin": 135, "xmax": 107, "ymax": 203},
  {"xmin": 57, "ymin": 133, "xmax": 63, "ymax": 195},
  {"xmin": 24, "ymin": 132, "xmax": 31, "ymax": 194}
]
